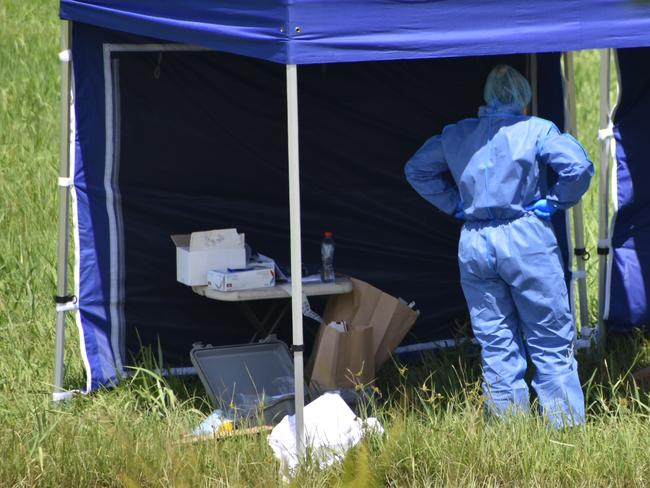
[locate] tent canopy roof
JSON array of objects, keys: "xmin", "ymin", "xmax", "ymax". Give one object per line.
[{"xmin": 61, "ymin": 0, "xmax": 650, "ymax": 64}]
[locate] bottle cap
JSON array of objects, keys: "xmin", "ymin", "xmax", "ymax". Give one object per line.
[{"xmin": 324, "ymin": 231, "xmax": 333, "ymax": 238}]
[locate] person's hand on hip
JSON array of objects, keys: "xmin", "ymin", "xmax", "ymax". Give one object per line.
[{"xmin": 525, "ymin": 199, "xmax": 557, "ymax": 220}]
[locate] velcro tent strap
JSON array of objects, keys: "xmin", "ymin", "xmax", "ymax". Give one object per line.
[
  {"xmin": 58, "ymin": 177, "xmax": 73, "ymax": 187},
  {"xmin": 574, "ymin": 248, "xmax": 590, "ymax": 260},
  {"xmin": 56, "ymin": 301, "xmax": 79, "ymax": 313},
  {"xmin": 54, "ymin": 294, "xmax": 78, "ymax": 312},
  {"xmin": 598, "ymin": 124, "xmax": 614, "ymax": 141},
  {"xmin": 59, "ymin": 49, "xmax": 71, "ymax": 63},
  {"xmin": 572, "ymin": 270, "xmax": 587, "ymax": 280},
  {"xmin": 290, "ymin": 344, "xmax": 305, "ymax": 353},
  {"xmin": 597, "ymin": 238, "xmax": 611, "ymax": 255},
  {"xmin": 54, "ymin": 294, "xmax": 76, "ymax": 304}
]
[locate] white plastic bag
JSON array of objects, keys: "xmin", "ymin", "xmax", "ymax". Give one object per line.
[{"xmin": 267, "ymin": 393, "xmax": 383, "ymax": 475}]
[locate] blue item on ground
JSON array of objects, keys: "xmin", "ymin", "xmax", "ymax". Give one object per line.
[
  {"xmin": 321, "ymin": 232, "xmax": 336, "ymax": 283},
  {"xmin": 405, "ymin": 96, "xmax": 593, "ymax": 427},
  {"xmin": 193, "ymin": 409, "xmax": 225, "ymax": 436}
]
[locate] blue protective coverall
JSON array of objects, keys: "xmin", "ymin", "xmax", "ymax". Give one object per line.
[{"xmin": 405, "ymin": 103, "xmax": 594, "ymax": 427}]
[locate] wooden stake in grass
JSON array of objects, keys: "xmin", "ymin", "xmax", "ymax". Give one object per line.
[{"xmin": 181, "ymin": 425, "xmax": 273, "ymax": 444}]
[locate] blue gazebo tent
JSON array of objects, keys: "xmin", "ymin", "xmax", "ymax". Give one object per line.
[{"xmin": 54, "ymin": 0, "xmax": 650, "ymax": 446}]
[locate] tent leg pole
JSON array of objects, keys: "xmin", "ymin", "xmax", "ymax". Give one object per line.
[
  {"xmin": 54, "ymin": 21, "xmax": 73, "ymax": 397},
  {"xmin": 560, "ymin": 55, "xmax": 578, "ymax": 335},
  {"xmin": 572, "ymin": 203, "xmax": 589, "ymax": 335},
  {"xmin": 596, "ymin": 48, "xmax": 613, "ymax": 354},
  {"xmin": 563, "ymin": 52, "xmax": 590, "ymax": 336},
  {"xmin": 286, "ymin": 64, "xmax": 305, "ymax": 457}
]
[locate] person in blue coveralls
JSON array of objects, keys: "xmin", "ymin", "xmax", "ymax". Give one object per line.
[{"xmin": 405, "ymin": 65, "xmax": 593, "ymax": 427}]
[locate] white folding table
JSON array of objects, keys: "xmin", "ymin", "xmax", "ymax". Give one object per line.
[{"xmin": 192, "ymin": 276, "xmax": 353, "ymax": 341}]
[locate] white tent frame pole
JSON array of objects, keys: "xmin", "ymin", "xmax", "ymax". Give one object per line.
[
  {"xmin": 54, "ymin": 21, "xmax": 73, "ymax": 394},
  {"xmin": 286, "ymin": 64, "xmax": 305, "ymax": 456},
  {"xmin": 562, "ymin": 52, "xmax": 590, "ymax": 335},
  {"xmin": 596, "ymin": 49, "xmax": 612, "ymax": 349}
]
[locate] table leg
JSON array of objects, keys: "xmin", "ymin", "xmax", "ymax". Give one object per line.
[
  {"xmin": 265, "ymin": 302, "xmax": 290, "ymax": 337},
  {"xmin": 248, "ymin": 302, "xmax": 281, "ymax": 343},
  {"xmin": 237, "ymin": 302, "xmax": 269, "ymax": 338}
]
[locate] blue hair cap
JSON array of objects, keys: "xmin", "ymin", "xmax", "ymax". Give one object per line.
[{"xmin": 484, "ymin": 64, "xmax": 532, "ymax": 108}]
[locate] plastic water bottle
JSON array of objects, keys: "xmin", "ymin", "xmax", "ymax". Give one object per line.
[{"xmin": 321, "ymin": 231, "xmax": 335, "ymax": 283}]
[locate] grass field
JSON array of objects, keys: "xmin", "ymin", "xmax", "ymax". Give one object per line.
[{"xmin": 2, "ymin": 1, "xmax": 650, "ymax": 486}]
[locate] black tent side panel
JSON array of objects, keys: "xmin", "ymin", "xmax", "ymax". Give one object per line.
[{"xmin": 71, "ymin": 23, "xmax": 566, "ymax": 387}]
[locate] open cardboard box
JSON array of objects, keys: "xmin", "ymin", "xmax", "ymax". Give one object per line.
[
  {"xmin": 308, "ymin": 278, "xmax": 419, "ymax": 390},
  {"xmin": 171, "ymin": 228, "xmax": 247, "ymax": 286}
]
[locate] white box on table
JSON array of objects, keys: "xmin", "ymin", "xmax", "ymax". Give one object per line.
[
  {"xmin": 207, "ymin": 257, "xmax": 276, "ymax": 291},
  {"xmin": 171, "ymin": 229, "xmax": 246, "ymax": 286},
  {"xmin": 207, "ymin": 266, "xmax": 275, "ymax": 292}
]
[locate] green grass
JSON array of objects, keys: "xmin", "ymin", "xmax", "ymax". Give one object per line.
[{"xmin": 2, "ymin": 1, "xmax": 650, "ymax": 486}]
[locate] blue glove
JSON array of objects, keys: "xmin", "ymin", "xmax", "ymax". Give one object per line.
[
  {"xmin": 524, "ymin": 198, "xmax": 557, "ymax": 221},
  {"xmin": 454, "ymin": 199, "xmax": 465, "ymax": 220}
]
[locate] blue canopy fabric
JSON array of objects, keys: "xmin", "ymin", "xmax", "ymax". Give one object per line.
[
  {"xmin": 607, "ymin": 48, "xmax": 650, "ymax": 330},
  {"xmin": 60, "ymin": 0, "xmax": 650, "ymax": 64}
]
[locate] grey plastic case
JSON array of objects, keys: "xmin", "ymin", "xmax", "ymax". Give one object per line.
[{"xmin": 190, "ymin": 341, "xmax": 303, "ymax": 425}]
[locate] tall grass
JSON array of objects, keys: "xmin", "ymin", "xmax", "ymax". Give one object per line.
[{"xmin": 2, "ymin": 0, "xmax": 650, "ymax": 486}]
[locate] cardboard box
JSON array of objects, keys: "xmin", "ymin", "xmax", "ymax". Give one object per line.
[
  {"xmin": 308, "ymin": 322, "xmax": 374, "ymax": 390},
  {"xmin": 207, "ymin": 262, "xmax": 275, "ymax": 291},
  {"xmin": 171, "ymin": 229, "xmax": 246, "ymax": 286},
  {"xmin": 374, "ymin": 296, "xmax": 420, "ymax": 369},
  {"xmin": 307, "ymin": 278, "xmax": 419, "ymax": 390}
]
